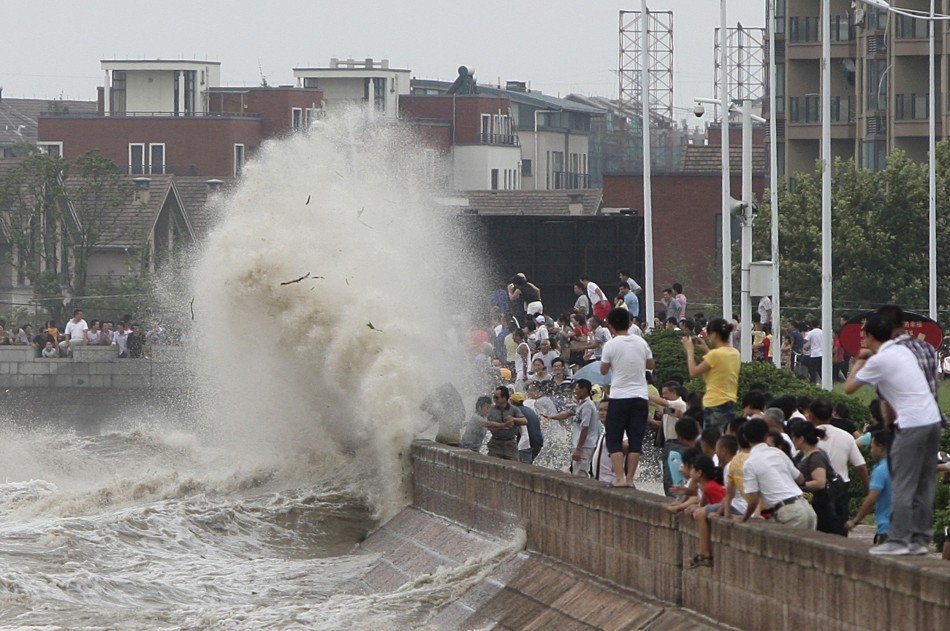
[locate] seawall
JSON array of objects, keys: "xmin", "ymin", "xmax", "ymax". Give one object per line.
[{"xmin": 407, "ymin": 441, "xmax": 949, "ymax": 630}]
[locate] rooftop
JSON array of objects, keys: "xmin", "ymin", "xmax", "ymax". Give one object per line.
[
  {"xmin": 410, "ymin": 79, "xmax": 604, "ymax": 115},
  {"xmin": 101, "ymin": 59, "xmax": 221, "ymax": 65},
  {"xmin": 0, "ymin": 98, "xmax": 97, "ymax": 145},
  {"xmin": 460, "ymin": 189, "xmax": 603, "ymax": 216}
]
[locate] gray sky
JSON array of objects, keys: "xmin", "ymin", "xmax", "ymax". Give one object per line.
[{"xmin": 5, "ymin": 0, "xmax": 763, "ymax": 121}]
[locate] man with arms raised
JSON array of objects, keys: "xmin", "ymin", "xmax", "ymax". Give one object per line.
[
  {"xmin": 845, "ymin": 312, "xmax": 944, "ymax": 555},
  {"xmin": 599, "ymin": 308, "xmax": 654, "ymax": 487}
]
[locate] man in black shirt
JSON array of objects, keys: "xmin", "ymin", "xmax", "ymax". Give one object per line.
[{"xmin": 126, "ymin": 323, "xmax": 147, "ymax": 358}]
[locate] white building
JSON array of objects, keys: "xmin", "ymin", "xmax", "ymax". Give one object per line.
[
  {"xmin": 292, "ymin": 58, "xmax": 410, "ymax": 118},
  {"xmin": 101, "ymin": 60, "xmax": 222, "ymax": 116}
]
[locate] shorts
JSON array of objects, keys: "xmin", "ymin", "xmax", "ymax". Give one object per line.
[
  {"xmin": 593, "ymin": 300, "xmax": 611, "ymax": 321},
  {"xmin": 703, "ymin": 402, "xmax": 735, "ymax": 430},
  {"xmin": 526, "ymin": 301, "xmax": 543, "ymax": 316},
  {"xmin": 605, "ymin": 397, "xmax": 649, "ymax": 454}
]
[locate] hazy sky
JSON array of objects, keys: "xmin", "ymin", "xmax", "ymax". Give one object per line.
[{"xmin": 5, "ymin": 0, "xmax": 763, "ymax": 121}]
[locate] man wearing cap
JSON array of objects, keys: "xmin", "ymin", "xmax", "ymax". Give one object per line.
[
  {"xmin": 511, "ymin": 392, "xmax": 544, "ymax": 464},
  {"xmin": 484, "ymin": 386, "xmax": 526, "ymax": 461}
]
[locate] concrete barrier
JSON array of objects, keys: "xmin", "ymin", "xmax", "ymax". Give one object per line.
[
  {"xmin": 0, "ymin": 345, "xmax": 190, "ymax": 388},
  {"xmin": 411, "ymin": 441, "xmax": 949, "ymax": 631}
]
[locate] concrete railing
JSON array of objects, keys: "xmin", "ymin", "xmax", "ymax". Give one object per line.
[
  {"xmin": 0, "ymin": 345, "xmax": 189, "ymax": 388},
  {"xmin": 412, "ymin": 441, "xmax": 949, "ymax": 631}
]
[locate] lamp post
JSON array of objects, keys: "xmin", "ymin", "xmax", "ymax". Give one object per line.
[
  {"xmin": 768, "ymin": 0, "xmax": 782, "ymax": 368},
  {"xmin": 641, "ymin": 0, "xmax": 656, "ymax": 329},
  {"xmin": 856, "ymin": 0, "xmax": 940, "ymax": 322},
  {"xmin": 719, "ymin": 0, "xmax": 732, "ymax": 322},
  {"xmin": 821, "ymin": 0, "xmax": 832, "ymax": 390}
]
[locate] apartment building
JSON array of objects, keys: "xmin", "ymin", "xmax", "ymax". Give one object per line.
[
  {"xmin": 777, "ymin": 0, "xmax": 948, "ymax": 176},
  {"xmin": 292, "ymin": 58, "xmax": 410, "ymax": 118},
  {"xmin": 37, "ymin": 59, "xmax": 323, "ymax": 177},
  {"xmin": 410, "ymin": 74, "xmax": 601, "ymax": 190}
]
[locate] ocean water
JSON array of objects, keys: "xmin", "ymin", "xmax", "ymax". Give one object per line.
[{"xmin": 0, "ymin": 110, "xmax": 661, "ymax": 629}]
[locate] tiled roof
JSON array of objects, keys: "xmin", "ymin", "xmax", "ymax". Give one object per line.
[
  {"xmin": 63, "ymin": 174, "xmax": 174, "ymax": 248},
  {"xmin": 0, "ymin": 98, "xmax": 97, "ymax": 146},
  {"xmin": 172, "ymin": 176, "xmax": 232, "ymax": 238},
  {"xmin": 681, "ymin": 145, "xmax": 768, "ymax": 175},
  {"xmin": 410, "ymin": 79, "xmax": 604, "ymax": 115},
  {"xmin": 461, "ymin": 189, "xmax": 603, "ymax": 216}
]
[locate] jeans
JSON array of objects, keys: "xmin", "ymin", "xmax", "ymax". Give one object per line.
[
  {"xmin": 703, "ymin": 402, "xmax": 735, "ymax": 430},
  {"xmin": 888, "ymin": 423, "xmax": 943, "ymax": 546},
  {"xmin": 518, "ymin": 449, "xmax": 534, "ymax": 464}
]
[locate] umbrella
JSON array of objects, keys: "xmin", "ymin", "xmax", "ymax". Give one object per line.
[{"xmin": 571, "ymin": 361, "xmax": 612, "ymax": 386}]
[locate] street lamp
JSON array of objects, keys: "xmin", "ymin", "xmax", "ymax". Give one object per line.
[
  {"xmin": 719, "ymin": 0, "xmax": 732, "ymax": 323},
  {"xmin": 768, "ymin": 0, "xmax": 782, "ymax": 368}
]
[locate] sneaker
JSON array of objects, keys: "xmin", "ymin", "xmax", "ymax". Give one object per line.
[
  {"xmin": 869, "ymin": 541, "xmax": 911, "ymax": 556},
  {"xmin": 908, "ymin": 543, "xmax": 930, "ymax": 555},
  {"xmin": 688, "ymin": 555, "xmax": 713, "ymax": 568}
]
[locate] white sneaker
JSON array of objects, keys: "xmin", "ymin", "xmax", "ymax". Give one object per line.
[
  {"xmin": 869, "ymin": 541, "xmax": 911, "ymax": 556},
  {"xmin": 908, "ymin": 543, "xmax": 929, "ymax": 555}
]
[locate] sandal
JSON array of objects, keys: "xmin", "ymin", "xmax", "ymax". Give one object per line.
[{"xmin": 688, "ymin": 555, "xmax": 713, "ymax": 568}]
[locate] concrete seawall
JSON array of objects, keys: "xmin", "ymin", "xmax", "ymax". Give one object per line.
[
  {"xmin": 406, "ymin": 441, "xmax": 949, "ymax": 630},
  {"xmin": 0, "ymin": 345, "xmax": 188, "ymax": 389}
]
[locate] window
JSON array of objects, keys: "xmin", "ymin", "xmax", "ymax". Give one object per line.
[
  {"xmin": 292, "ymin": 108, "xmax": 303, "ymax": 130},
  {"xmin": 774, "ymin": 0, "xmax": 785, "ymax": 35},
  {"xmin": 111, "ymin": 70, "xmax": 127, "ymax": 115},
  {"xmin": 775, "ymin": 64, "xmax": 785, "ymax": 115},
  {"xmin": 777, "ymin": 142, "xmax": 786, "ymax": 177},
  {"xmin": 490, "ymin": 168, "xmax": 499, "ymax": 190},
  {"xmin": 861, "ymin": 140, "xmax": 886, "ymax": 171},
  {"xmin": 867, "ymin": 59, "xmax": 888, "ymax": 111},
  {"xmin": 481, "ymin": 114, "xmax": 491, "ymax": 143},
  {"xmin": 234, "ymin": 144, "xmax": 245, "ymax": 177},
  {"xmin": 37, "ymin": 142, "xmax": 62, "ymax": 157},
  {"xmin": 830, "ymin": 15, "xmax": 852, "ymax": 42},
  {"xmin": 129, "ymin": 143, "xmax": 145, "ymax": 175},
  {"xmin": 896, "ymin": 15, "xmax": 929, "ymax": 39},
  {"xmin": 149, "ymin": 143, "xmax": 165, "ymax": 174},
  {"xmin": 521, "ymin": 159, "xmax": 533, "ymax": 176}
]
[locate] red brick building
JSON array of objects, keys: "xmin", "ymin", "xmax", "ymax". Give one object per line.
[
  {"xmin": 603, "ymin": 144, "xmax": 767, "ymax": 305},
  {"xmin": 37, "ymin": 60, "xmax": 323, "ymax": 178}
]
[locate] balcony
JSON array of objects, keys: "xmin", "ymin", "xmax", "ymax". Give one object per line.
[
  {"xmin": 894, "ymin": 93, "xmax": 941, "ymax": 136},
  {"xmin": 552, "ymin": 172, "xmax": 590, "ymax": 189},
  {"xmin": 479, "ymin": 133, "xmax": 519, "ymax": 146}
]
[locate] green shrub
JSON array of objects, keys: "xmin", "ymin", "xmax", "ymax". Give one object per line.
[{"xmin": 644, "ymin": 328, "xmax": 696, "ymax": 385}]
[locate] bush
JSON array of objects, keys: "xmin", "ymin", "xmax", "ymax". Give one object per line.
[{"xmin": 644, "ymin": 328, "xmax": 696, "ymax": 385}]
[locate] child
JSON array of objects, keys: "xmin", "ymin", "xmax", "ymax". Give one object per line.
[
  {"xmin": 459, "ymin": 396, "xmax": 492, "ymax": 452},
  {"xmin": 663, "ymin": 448, "xmax": 703, "ymax": 513},
  {"xmin": 846, "ymin": 431, "xmax": 892, "ymax": 543},
  {"xmin": 687, "ymin": 454, "xmax": 726, "ymax": 568},
  {"xmin": 667, "ymin": 418, "xmax": 701, "ymax": 496},
  {"xmin": 41, "ymin": 340, "xmax": 57, "ymax": 358}
]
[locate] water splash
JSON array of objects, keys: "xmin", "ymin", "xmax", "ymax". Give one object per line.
[{"xmin": 191, "ymin": 108, "xmax": 480, "ymax": 517}]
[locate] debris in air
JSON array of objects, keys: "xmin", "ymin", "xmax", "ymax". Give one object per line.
[
  {"xmin": 357, "ymin": 207, "xmax": 374, "ymax": 229},
  {"xmin": 366, "ymin": 321, "xmax": 382, "ymax": 332},
  {"xmin": 280, "ymin": 272, "xmax": 311, "ymax": 286},
  {"xmin": 189, "ymin": 297, "xmax": 195, "ymax": 320},
  {"xmin": 305, "ymin": 194, "xmax": 311, "ymax": 205}
]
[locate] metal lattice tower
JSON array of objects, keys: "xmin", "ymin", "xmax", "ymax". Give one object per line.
[
  {"xmin": 714, "ymin": 23, "xmax": 766, "ymax": 111},
  {"xmin": 619, "ymin": 9, "xmax": 674, "ymax": 128}
]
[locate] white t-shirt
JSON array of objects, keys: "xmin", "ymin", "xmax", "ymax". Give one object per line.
[
  {"xmin": 855, "ymin": 339, "xmax": 943, "ymax": 429},
  {"xmin": 586, "ymin": 281, "xmax": 605, "ymax": 305},
  {"xmin": 758, "ymin": 296, "xmax": 773, "ymax": 325},
  {"xmin": 722, "ymin": 460, "xmax": 750, "ymax": 515},
  {"xmin": 600, "ymin": 333, "xmax": 653, "ymax": 399},
  {"xmin": 661, "ymin": 397, "xmax": 688, "ymax": 440},
  {"xmin": 113, "ymin": 330, "xmax": 130, "ymax": 354},
  {"xmin": 532, "ymin": 350, "xmax": 560, "ymax": 370},
  {"xmin": 816, "ymin": 424, "xmax": 866, "ymax": 481},
  {"xmin": 742, "ymin": 443, "xmax": 803, "ymax": 506},
  {"xmin": 64, "ymin": 319, "xmax": 89, "ymax": 341},
  {"xmin": 625, "ymin": 277, "xmax": 641, "ymax": 293},
  {"xmin": 592, "ymin": 326, "xmax": 612, "ymax": 359},
  {"xmin": 805, "ymin": 328, "xmax": 823, "ymax": 357}
]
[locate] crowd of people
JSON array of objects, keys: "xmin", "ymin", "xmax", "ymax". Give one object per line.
[
  {"xmin": 461, "ymin": 272, "xmax": 950, "ymax": 564},
  {"xmin": 0, "ymin": 309, "xmax": 169, "ymax": 359}
]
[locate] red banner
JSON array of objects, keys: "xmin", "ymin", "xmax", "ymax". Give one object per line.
[{"xmin": 838, "ymin": 310, "xmax": 943, "ymax": 357}]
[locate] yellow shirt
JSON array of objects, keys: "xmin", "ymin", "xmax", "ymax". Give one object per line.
[
  {"xmin": 702, "ymin": 345, "xmax": 740, "ymax": 407},
  {"xmin": 504, "ymin": 333, "xmax": 518, "ymax": 362}
]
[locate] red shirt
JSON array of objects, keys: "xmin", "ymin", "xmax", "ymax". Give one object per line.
[{"xmin": 703, "ymin": 479, "xmax": 726, "ymax": 505}]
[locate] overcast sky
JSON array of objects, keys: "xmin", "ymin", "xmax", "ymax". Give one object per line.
[{"xmin": 5, "ymin": 0, "xmax": 764, "ymax": 122}]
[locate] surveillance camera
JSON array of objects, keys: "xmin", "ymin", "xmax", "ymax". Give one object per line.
[{"xmin": 693, "ymin": 104, "xmax": 705, "ymax": 118}]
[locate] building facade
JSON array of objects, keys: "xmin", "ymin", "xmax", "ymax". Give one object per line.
[
  {"xmin": 293, "ymin": 58, "xmax": 410, "ymax": 118},
  {"xmin": 777, "ymin": 0, "xmax": 949, "ymax": 176},
  {"xmin": 37, "ymin": 59, "xmax": 323, "ymax": 178}
]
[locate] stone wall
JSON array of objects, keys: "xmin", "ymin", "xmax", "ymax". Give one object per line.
[
  {"xmin": 0, "ymin": 345, "xmax": 189, "ymax": 388},
  {"xmin": 412, "ymin": 441, "xmax": 950, "ymax": 631}
]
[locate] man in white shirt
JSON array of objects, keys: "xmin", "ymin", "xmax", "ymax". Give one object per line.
[
  {"xmin": 845, "ymin": 312, "xmax": 944, "ymax": 556},
  {"xmin": 113, "ymin": 321, "xmax": 131, "ymax": 358},
  {"xmin": 600, "ymin": 307, "xmax": 654, "ymax": 487},
  {"xmin": 580, "ymin": 274, "xmax": 610, "ymax": 321},
  {"xmin": 757, "ymin": 295, "xmax": 773, "ymax": 327},
  {"xmin": 739, "ymin": 418, "xmax": 816, "ymax": 529},
  {"xmin": 59, "ymin": 309, "xmax": 89, "ymax": 357},
  {"xmin": 803, "ymin": 322, "xmax": 823, "ymax": 383},
  {"xmin": 531, "ymin": 339, "xmax": 560, "ymax": 371},
  {"xmin": 648, "ymin": 382, "xmax": 688, "ymax": 495},
  {"xmin": 805, "ymin": 399, "xmax": 868, "ymax": 536}
]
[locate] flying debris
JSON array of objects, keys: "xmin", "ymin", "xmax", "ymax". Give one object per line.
[
  {"xmin": 366, "ymin": 321, "xmax": 382, "ymax": 332},
  {"xmin": 280, "ymin": 272, "xmax": 311, "ymax": 286},
  {"xmin": 305, "ymin": 194, "xmax": 311, "ymax": 205}
]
